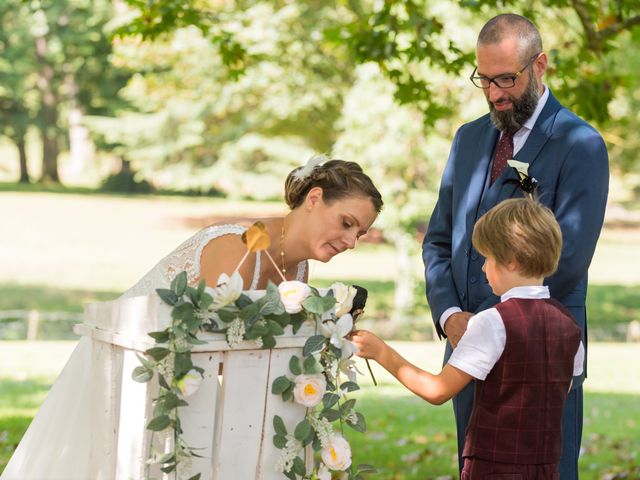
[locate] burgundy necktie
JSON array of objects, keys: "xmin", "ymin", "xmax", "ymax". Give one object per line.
[{"xmin": 490, "ymin": 131, "xmax": 514, "ymax": 185}]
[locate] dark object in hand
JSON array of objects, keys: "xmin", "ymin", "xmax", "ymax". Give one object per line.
[
  {"xmin": 350, "ymin": 285, "xmax": 368, "ymax": 321},
  {"xmin": 349, "ymin": 285, "xmax": 377, "ymax": 386}
]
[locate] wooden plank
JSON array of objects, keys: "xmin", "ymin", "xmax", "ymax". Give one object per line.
[
  {"xmin": 212, "ymin": 349, "xmax": 272, "ymax": 479},
  {"xmin": 179, "ymin": 352, "xmax": 223, "ymax": 480},
  {"xmin": 258, "ymin": 347, "xmax": 311, "ymax": 480}
]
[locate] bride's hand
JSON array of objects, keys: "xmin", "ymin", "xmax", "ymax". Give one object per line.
[{"xmin": 350, "ymin": 329, "xmax": 385, "ymax": 361}]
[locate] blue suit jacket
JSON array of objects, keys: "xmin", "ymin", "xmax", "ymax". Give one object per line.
[{"xmin": 422, "ymin": 91, "xmax": 609, "ymax": 386}]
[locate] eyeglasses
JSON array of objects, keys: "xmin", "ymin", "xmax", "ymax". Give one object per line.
[{"xmin": 469, "ymin": 53, "xmax": 541, "ymax": 89}]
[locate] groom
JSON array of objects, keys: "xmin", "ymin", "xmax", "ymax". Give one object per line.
[{"xmin": 422, "ymin": 13, "xmax": 608, "ymax": 479}]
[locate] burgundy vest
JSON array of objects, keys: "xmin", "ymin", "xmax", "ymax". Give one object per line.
[{"xmin": 463, "ymin": 297, "xmax": 581, "ymax": 465}]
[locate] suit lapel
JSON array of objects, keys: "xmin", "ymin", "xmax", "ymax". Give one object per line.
[
  {"xmin": 499, "ymin": 91, "xmax": 563, "ymax": 202},
  {"xmin": 464, "ymin": 120, "xmax": 499, "ymax": 235}
]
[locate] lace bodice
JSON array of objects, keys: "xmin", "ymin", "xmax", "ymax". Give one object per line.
[{"xmin": 119, "ymin": 224, "xmax": 307, "ymax": 299}]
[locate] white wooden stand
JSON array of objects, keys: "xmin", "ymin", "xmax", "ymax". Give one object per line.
[{"xmin": 74, "ymin": 293, "xmax": 314, "ymax": 480}]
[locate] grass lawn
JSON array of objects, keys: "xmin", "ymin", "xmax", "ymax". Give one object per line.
[{"xmin": 1, "ymin": 341, "xmax": 639, "ymax": 478}]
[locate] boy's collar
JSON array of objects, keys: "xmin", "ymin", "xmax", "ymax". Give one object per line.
[{"xmin": 501, "ymin": 285, "xmax": 549, "ymax": 302}]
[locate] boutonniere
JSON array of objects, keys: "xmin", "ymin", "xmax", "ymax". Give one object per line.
[{"xmin": 506, "ymin": 159, "xmax": 538, "ymax": 199}]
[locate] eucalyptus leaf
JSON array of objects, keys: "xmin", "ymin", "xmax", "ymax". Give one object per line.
[
  {"xmin": 273, "ymin": 434, "xmax": 287, "ymax": 449},
  {"xmin": 197, "ymin": 278, "xmax": 206, "ymax": 297},
  {"xmin": 301, "ymin": 295, "xmax": 328, "ymax": 314},
  {"xmin": 235, "ymin": 293, "xmax": 252, "ymax": 309},
  {"xmin": 146, "ymin": 346, "xmax": 170, "ymax": 361},
  {"xmin": 186, "ymin": 333, "xmax": 207, "ymax": 345},
  {"xmin": 322, "ymin": 393, "xmax": 340, "ymax": 409},
  {"xmin": 282, "ymin": 388, "xmax": 293, "ymax": 402},
  {"xmin": 347, "ymin": 412, "xmax": 366, "ymax": 433},
  {"xmin": 156, "ymin": 288, "xmax": 178, "ymax": 306},
  {"xmin": 303, "ymin": 355, "xmax": 319, "ymax": 374},
  {"xmin": 171, "ymin": 271, "xmax": 187, "ymax": 297},
  {"xmin": 147, "ymin": 415, "xmax": 170, "ymax": 431},
  {"xmin": 292, "ymin": 456, "xmax": 306, "ymax": 476},
  {"xmin": 302, "ymin": 335, "xmax": 326, "ymax": 356},
  {"xmin": 273, "ymin": 415, "xmax": 287, "ymax": 436},
  {"xmin": 132, "ymin": 366, "xmax": 153, "ymax": 383},
  {"xmin": 340, "ymin": 381, "xmax": 360, "ymax": 392},
  {"xmin": 258, "ymin": 283, "xmax": 286, "ymax": 315},
  {"xmin": 320, "ymin": 408, "xmax": 341, "ymax": 422},
  {"xmin": 272, "ymin": 376, "xmax": 292, "ymax": 395},
  {"xmin": 357, "ymin": 464, "xmax": 377, "ymax": 474},
  {"xmin": 188, "ymin": 473, "xmax": 202, "ymax": 480},
  {"xmin": 163, "ymin": 392, "xmax": 183, "ymax": 410},
  {"xmin": 174, "ymin": 353, "xmax": 193, "ymax": 378},
  {"xmin": 160, "ymin": 463, "xmax": 176, "ymax": 473},
  {"xmin": 217, "ymin": 309, "xmax": 236, "ymax": 323},
  {"xmin": 340, "ymin": 398, "xmax": 357, "ymax": 416},
  {"xmin": 266, "ymin": 320, "xmax": 284, "ymax": 336},
  {"xmin": 136, "ymin": 353, "xmax": 154, "ymax": 370},
  {"xmin": 148, "ymin": 330, "xmax": 170, "ymax": 343},
  {"xmin": 289, "ymin": 356, "xmax": 302, "ymax": 376},
  {"xmin": 262, "ymin": 334, "xmax": 276, "ymax": 349},
  {"xmin": 294, "ymin": 419, "xmax": 311, "ymax": 441}
]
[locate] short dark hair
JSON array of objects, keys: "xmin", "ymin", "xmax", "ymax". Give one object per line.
[
  {"xmin": 284, "ymin": 159, "xmax": 383, "ymax": 213},
  {"xmin": 472, "ymin": 198, "xmax": 562, "ymax": 277},
  {"xmin": 478, "ymin": 13, "xmax": 543, "ymax": 63}
]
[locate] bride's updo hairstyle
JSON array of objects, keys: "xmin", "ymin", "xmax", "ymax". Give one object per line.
[{"xmin": 284, "ymin": 158, "xmax": 383, "ymax": 213}]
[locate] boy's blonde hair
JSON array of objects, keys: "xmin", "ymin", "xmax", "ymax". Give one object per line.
[{"xmin": 472, "ymin": 198, "xmax": 562, "ymax": 277}]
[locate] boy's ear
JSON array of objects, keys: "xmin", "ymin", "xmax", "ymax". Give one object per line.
[{"xmin": 506, "ymin": 260, "xmax": 520, "ymax": 272}]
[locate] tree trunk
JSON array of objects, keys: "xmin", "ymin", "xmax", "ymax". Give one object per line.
[
  {"xmin": 17, "ymin": 137, "xmax": 30, "ymax": 183},
  {"xmin": 35, "ymin": 35, "xmax": 60, "ymax": 183}
]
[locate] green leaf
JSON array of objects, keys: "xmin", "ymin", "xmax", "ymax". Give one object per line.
[
  {"xmin": 163, "ymin": 392, "xmax": 184, "ymax": 410},
  {"xmin": 284, "ymin": 469, "xmax": 297, "ymax": 480},
  {"xmin": 147, "ymin": 415, "xmax": 170, "ymax": 431},
  {"xmin": 160, "ymin": 463, "xmax": 176, "ymax": 473},
  {"xmin": 235, "ymin": 293, "xmax": 253, "ymax": 309},
  {"xmin": 174, "ymin": 353, "xmax": 193, "ymax": 378},
  {"xmin": 272, "ymin": 376, "xmax": 293, "ymax": 395},
  {"xmin": 340, "ymin": 381, "xmax": 360, "ymax": 392},
  {"xmin": 262, "ymin": 335, "xmax": 276, "ymax": 349},
  {"xmin": 273, "ymin": 415, "xmax": 287, "ymax": 436},
  {"xmin": 188, "ymin": 474, "xmax": 202, "ymax": 480},
  {"xmin": 322, "ymin": 393, "xmax": 340, "ymax": 409},
  {"xmin": 356, "ymin": 464, "xmax": 377, "ymax": 474},
  {"xmin": 171, "ymin": 271, "xmax": 187, "ymax": 297},
  {"xmin": 240, "ymin": 303, "xmax": 260, "ymax": 327},
  {"xmin": 172, "ymin": 302, "xmax": 195, "ymax": 323},
  {"xmin": 132, "ymin": 366, "xmax": 153, "ymax": 383},
  {"xmin": 347, "ymin": 412, "xmax": 366, "ymax": 433},
  {"xmin": 320, "ymin": 409, "xmax": 341, "ymax": 422},
  {"xmin": 302, "ymin": 295, "xmax": 334, "ymax": 314},
  {"xmin": 217, "ymin": 309, "xmax": 236, "ymax": 323},
  {"xmin": 148, "ymin": 330, "xmax": 171, "ymax": 343},
  {"xmin": 340, "ymin": 398, "xmax": 357, "ymax": 416},
  {"xmin": 294, "ymin": 419, "xmax": 311, "ymax": 441},
  {"xmin": 266, "ymin": 320, "xmax": 284, "ymax": 336},
  {"xmin": 146, "ymin": 346, "xmax": 170, "ymax": 361},
  {"xmin": 289, "ymin": 356, "xmax": 302, "ymax": 376},
  {"xmin": 258, "ymin": 282, "xmax": 286, "ymax": 315},
  {"xmin": 197, "ymin": 278, "xmax": 206, "ymax": 297},
  {"xmin": 136, "ymin": 353, "xmax": 154, "ymax": 370},
  {"xmin": 303, "ymin": 354, "xmax": 320, "ymax": 374},
  {"xmin": 158, "ymin": 374, "xmax": 170, "ymax": 390},
  {"xmin": 245, "ymin": 323, "xmax": 268, "ymax": 339},
  {"xmin": 292, "ymin": 456, "xmax": 306, "ymax": 476},
  {"xmin": 273, "ymin": 434, "xmax": 287, "ymax": 449},
  {"xmin": 282, "ymin": 388, "xmax": 293, "ymax": 402},
  {"xmin": 302, "ymin": 335, "xmax": 326, "ymax": 356},
  {"xmin": 156, "ymin": 288, "xmax": 178, "ymax": 306},
  {"xmin": 186, "ymin": 333, "xmax": 207, "ymax": 345}
]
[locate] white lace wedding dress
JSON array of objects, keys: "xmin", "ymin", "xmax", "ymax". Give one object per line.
[{"xmin": 1, "ymin": 224, "xmax": 306, "ymax": 480}]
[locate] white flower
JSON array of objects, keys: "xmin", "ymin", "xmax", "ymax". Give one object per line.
[
  {"xmin": 209, "ymin": 271, "xmax": 243, "ymax": 309},
  {"xmin": 292, "ymin": 153, "xmax": 327, "ymax": 181},
  {"xmin": 177, "ymin": 371, "xmax": 202, "ymax": 397},
  {"xmin": 275, "ymin": 436, "xmax": 302, "ymax": 474},
  {"xmin": 320, "ymin": 314, "xmax": 358, "ymax": 358},
  {"xmin": 292, "ymin": 374, "xmax": 326, "ymax": 407},
  {"xmin": 338, "ymin": 357, "xmax": 362, "ymax": 384},
  {"xmin": 317, "ymin": 463, "xmax": 331, "ymax": 480},
  {"xmin": 278, "ymin": 280, "xmax": 311, "ymax": 314},
  {"xmin": 507, "ymin": 159, "xmax": 530, "ymax": 177},
  {"xmin": 321, "ymin": 434, "xmax": 352, "ymax": 471},
  {"xmin": 226, "ymin": 317, "xmax": 245, "ymax": 347},
  {"xmin": 330, "ymin": 282, "xmax": 357, "ymax": 318}
]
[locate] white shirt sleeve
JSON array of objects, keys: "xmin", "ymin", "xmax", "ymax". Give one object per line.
[
  {"xmin": 439, "ymin": 306, "xmax": 462, "ymax": 331},
  {"xmin": 448, "ymin": 308, "xmax": 506, "ymax": 380},
  {"xmin": 573, "ymin": 341, "xmax": 585, "ymax": 376}
]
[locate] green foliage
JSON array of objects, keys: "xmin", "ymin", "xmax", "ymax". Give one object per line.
[{"xmin": 100, "ymin": 170, "xmax": 154, "ymax": 194}]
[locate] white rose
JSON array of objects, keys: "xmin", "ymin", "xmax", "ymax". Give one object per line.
[
  {"xmin": 177, "ymin": 372, "xmax": 202, "ymax": 397},
  {"xmin": 278, "ymin": 281, "xmax": 311, "ymax": 314},
  {"xmin": 331, "ymin": 282, "xmax": 357, "ymax": 318},
  {"xmin": 292, "ymin": 374, "xmax": 326, "ymax": 407},
  {"xmin": 321, "ymin": 434, "xmax": 352, "ymax": 471},
  {"xmin": 320, "ymin": 314, "xmax": 358, "ymax": 359}
]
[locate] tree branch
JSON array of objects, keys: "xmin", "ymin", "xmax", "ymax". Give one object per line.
[{"xmin": 599, "ymin": 15, "xmax": 640, "ymax": 39}]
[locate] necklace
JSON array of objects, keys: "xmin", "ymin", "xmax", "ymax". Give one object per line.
[{"xmin": 279, "ymin": 223, "xmax": 286, "ymax": 276}]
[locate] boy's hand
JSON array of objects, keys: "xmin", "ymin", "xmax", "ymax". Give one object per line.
[
  {"xmin": 350, "ymin": 329, "xmax": 385, "ymax": 361},
  {"xmin": 444, "ymin": 312, "xmax": 473, "ymax": 348}
]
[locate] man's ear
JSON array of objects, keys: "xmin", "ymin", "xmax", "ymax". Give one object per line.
[{"xmin": 305, "ymin": 186, "xmax": 323, "ymax": 210}]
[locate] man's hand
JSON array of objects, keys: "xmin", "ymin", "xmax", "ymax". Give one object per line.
[{"xmin": 444, "ymin": 312, "xmax": 473, "ymax": 348}]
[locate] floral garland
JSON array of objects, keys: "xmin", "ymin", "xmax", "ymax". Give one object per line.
[{"xmin": 133, "ymin": 269, "xmax": 374, "ymax": 479}]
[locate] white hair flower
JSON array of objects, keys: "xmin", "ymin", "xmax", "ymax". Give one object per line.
[{"xmin": 292, "ymin": 154, "xmax": 328, "ymax": 181}]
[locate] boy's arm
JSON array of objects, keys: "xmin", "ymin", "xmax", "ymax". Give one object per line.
[{"xmin": 351, "ymin": 330, "xmax": 474, "ymax": 405}]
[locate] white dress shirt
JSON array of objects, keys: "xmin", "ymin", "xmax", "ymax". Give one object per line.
[{"xmin": 448, "ymin": 285, "xmax": 584, "ymax": 380}]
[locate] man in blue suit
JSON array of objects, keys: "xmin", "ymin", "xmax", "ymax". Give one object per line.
[{"xmin": 422, "ymin": 13, "xmax": 609, "ymax": 479}]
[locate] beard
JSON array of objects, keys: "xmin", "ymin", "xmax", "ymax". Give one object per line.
[{"xmin": 488, "ymin": 73, "xmax": 541, "ymax": 134}]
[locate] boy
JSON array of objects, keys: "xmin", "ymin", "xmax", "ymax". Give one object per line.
[{"xmin": 352, "ymin": 198, "xmax": 584, "ymax": 479}]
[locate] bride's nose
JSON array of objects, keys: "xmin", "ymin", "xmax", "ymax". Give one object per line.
[{"xmin": 343, "ymin": 230, "xmax": 358, "ymax": 249}]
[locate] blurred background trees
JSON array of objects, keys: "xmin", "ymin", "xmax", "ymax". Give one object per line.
[{"xmin": 1, "ymin": 0, "xmax": 638, "ymax": 319}]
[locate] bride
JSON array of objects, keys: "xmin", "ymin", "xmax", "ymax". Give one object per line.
[{"xmin": 1, "ymin": 156, "xmax": 383, "ymax": 479}]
